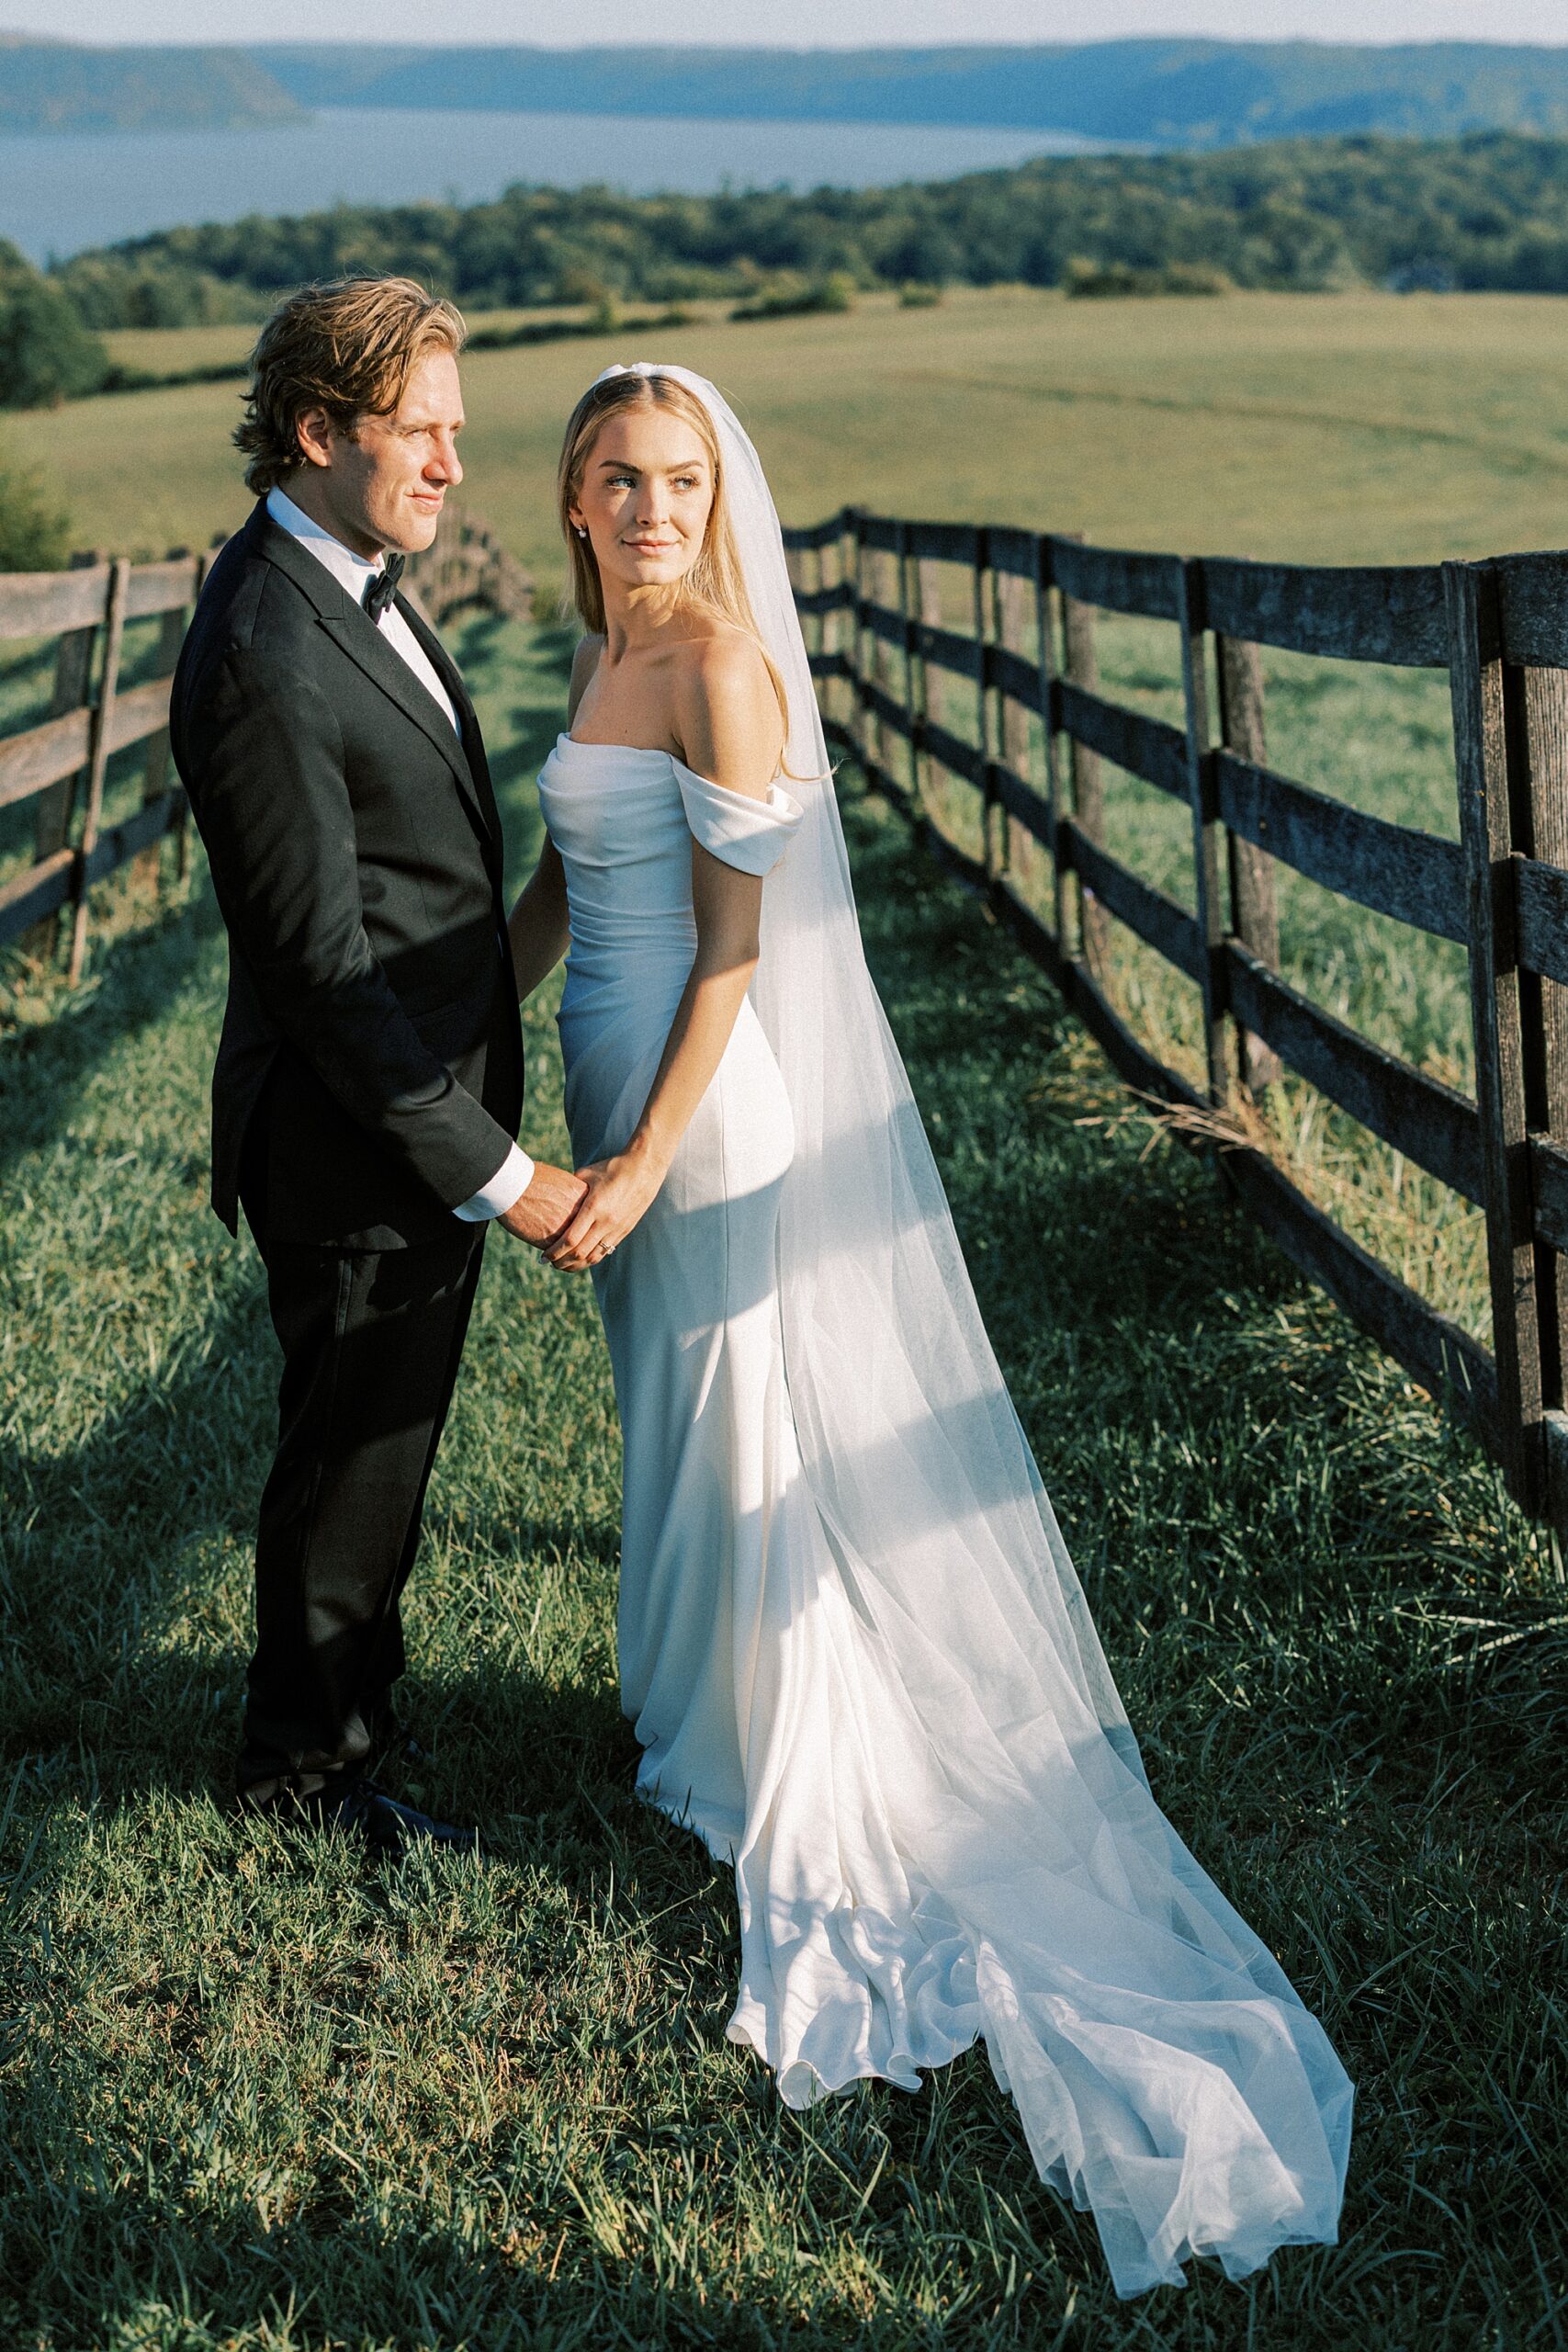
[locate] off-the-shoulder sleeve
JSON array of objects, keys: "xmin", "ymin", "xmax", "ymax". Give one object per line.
[{"xmin": 672, "ymin": 759, "xmax": 803, "ymax": 876}]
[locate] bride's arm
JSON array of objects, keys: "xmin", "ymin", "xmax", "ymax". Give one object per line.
[
  {"xmin": 543, "ymin": 637, "xmax": 782, "ymax": 1272},
  {"xmin": 505, "ymin": 635, "xmax": 603, "ymax": 1001}
]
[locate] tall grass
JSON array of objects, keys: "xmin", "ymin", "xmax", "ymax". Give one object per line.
[{"xmin": 1, "ymin": 612, "xmax": 1564, "ymax": 2349}]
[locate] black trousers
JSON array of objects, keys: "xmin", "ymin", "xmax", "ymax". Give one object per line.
[{"xmin": 238, "ymin": 1166, "xmax": 486, "ymax": 1794}]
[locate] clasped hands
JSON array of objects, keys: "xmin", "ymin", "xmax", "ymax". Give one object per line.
[{"xmin": 499, "ymin": 1140, "xmax": 666, "ymax": 1272}]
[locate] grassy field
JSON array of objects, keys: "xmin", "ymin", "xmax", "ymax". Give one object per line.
[
  {"xmin": 2, "ymin": 291, "xmax": 1566, "ymax": 2346},
  {"xmin": 16, "ymin": 287, "xmax": 1568, "ymax": 577},
  {"xmin": 2, "ymin": 606, "xmax": 1563, "ymax": 2352}
]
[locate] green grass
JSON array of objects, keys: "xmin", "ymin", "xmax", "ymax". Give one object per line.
[
  {"xmin": 2, "ymin": 608, "xmax": 1566, "ymax": 2351},
  {"xmin": 15, "ymin": 287, "xmax": 1568, "ymax": 576}
]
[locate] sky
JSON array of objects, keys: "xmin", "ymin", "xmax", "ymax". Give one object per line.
[{"xmin": 7, "ymin": 2, "xmax": 1568, "ymax": 46}]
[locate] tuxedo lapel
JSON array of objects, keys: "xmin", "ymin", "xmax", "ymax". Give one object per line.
[
  {"xmin": 252, "ymin": 508, "xmax": 498, "ymax": 863},
  {"xmin": 397, "ymin": 597, "xmax": 507, "ymax": 856}
]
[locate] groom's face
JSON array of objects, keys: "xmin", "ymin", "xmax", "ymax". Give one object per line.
[{"xmin": 294, "ymin": 345, "xmax": 466, "ymax": 559}]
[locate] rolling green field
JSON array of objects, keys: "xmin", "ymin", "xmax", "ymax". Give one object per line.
[
  {"xmin": 3, "ymin": 292, "xmax": 1567, "ymax": 2348},
  {"xmin": 16, "ymin": 287, "xmax": 1568, "ymax": 577}
]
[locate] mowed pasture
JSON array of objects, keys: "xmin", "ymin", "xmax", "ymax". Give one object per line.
[
  {"xmin": 16, "ymin": 286, "xmax": 1568, "ymax": 572},
  {"xmin": 2, "ymin": 292, "xmax": 1566, "ymax": 2350}
]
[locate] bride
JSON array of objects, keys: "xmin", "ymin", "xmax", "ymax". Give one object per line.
[{"xmin": 505, "ymin": 361, "xmax": 1353, "ymax": 2298}]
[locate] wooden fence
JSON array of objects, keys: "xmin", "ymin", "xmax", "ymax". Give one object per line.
[
  {"xmin": 783, "ymin": 508, "xmax": 1568, "ymax": 1539},
  {"xmin": 0, "ymin": 509, "xmax": 531, "ymax": 981}
]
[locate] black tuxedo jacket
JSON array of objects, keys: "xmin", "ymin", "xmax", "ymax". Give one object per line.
[{"xmin": 171, "ymin": 500, "xmax": 525, "ymax": 1251}]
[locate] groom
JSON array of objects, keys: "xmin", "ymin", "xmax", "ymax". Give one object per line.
[{"xmin": 172, "ymin": 276, "xmax": 582, "ymax": 1850}]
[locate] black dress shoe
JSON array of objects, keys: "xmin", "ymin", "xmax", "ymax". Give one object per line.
[
  {"xmin": 255, "ymin": 1775, "xmax": 480, "ymax": 1857},
  {"xmin": 326, "ymin": 1778, "xmax": 481, "ymax": 1857}
]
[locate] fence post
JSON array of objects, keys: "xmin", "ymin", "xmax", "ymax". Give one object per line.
[
  {"xmin": 1179, "ymin": 561, "xmax": 1229, "ymax": 1106},
  {"xmin": 1058, "ymin": 545, "xmax": 1106, "ymax": 974},
  {"xmin": 134, "ymin": 548, "xmax": 192, "ymax": 892},
  {"xmin": 1040, "ymin": 542, "xmax": 1067, "ymax": 954},
  {"xmin": 66, "ymin": 557, "xmax": 130, "ymax": 987},
  {"xmin": 25, "ymin": 549, "xmax": 105, "ymax": 962},
  {"xmin": 973, "ymin": 529, "xmax": 1000, "ymax": 881},
  {"xmin": 1447, "ymin": 559, "xmax": 1543, "ymax": 1512},
  {"xmin": 994, "ymin": 555, "xmax": 1041, "ymax": 903},
  {"xmin": 1216, "ymin": 631, "xmax": 1282, "ymax": 1094},
  {"xmin": 914, "ymin": 549, "xmax": 943, "ymax": 823},
  {"xmin": 1505, "ymin": 649, "xmax": 1568, "ymax": 1510}
]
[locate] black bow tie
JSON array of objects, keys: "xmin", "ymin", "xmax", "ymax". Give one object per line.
[{"xmin": 362, "ymin": 553, "xmax": 404, "ymax": 624}]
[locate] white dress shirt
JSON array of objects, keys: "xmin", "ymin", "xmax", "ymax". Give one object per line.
[{"xmin": 265, "ymin": 485, "xmax": 534, "ymax": 1223}]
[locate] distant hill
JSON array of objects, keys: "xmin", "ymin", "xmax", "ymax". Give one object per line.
[
  {"xmin": 0, "ymin": 36, "xmax": 304, "ymax": 134},
  {"xmin": 248, "ymin": 39, "xmax": 1568, "ymax": 147},
  {"xmin": 5, "ymin": 37, "xmax": 1568, "ymax": 148}
]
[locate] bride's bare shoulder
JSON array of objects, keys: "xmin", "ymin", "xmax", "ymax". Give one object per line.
[
  {"xmin": 567, "ymin": 632, "xmax": 605, "ymax": 721},
  {"xmin": 671, "ymin": 621, "xmax": 781, "ymax": 791}
]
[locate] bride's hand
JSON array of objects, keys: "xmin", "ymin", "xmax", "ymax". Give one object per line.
[{"xmin": 542, "ymin": 1144, "xmax": 666, "ymax": 1272}]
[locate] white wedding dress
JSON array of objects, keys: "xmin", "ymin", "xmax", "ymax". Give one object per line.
[{"xmin": 532, "ymin": 364, "xmax": 1353, "ymax": 2299}]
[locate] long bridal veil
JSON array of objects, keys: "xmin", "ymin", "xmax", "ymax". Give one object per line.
[{"xmin": 592, "ymin": 363, "xmax": 1353, "ymax": 2295}]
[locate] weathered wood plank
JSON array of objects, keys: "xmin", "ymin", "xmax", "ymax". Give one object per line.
[
  {"xmin": 105, "ymin": 674, "xmax": 174, "ymax": 758},
  {"xmin": 67, "ymin": 556, "xmax": 130, "ymax": 985},
  {"xmin": 795, "ymin": 580, "xmax": 856, "ymax": 618},
  {"xmin": 1529, "ymin": 1134, "xmax": 1568, "ymax": 1257},
  {"xmin": 986, "ymin": 641, "xmax": 1041, "ymax": 712},
  {"xmin": 1447, "ymin": 558, "xmax": 1542, "ymax": 1507},
  {"xmin": 1059, "ymin": 814, "xmax": 1204, "ymax": 982},
  {"xmin": 0, "ymin": 845, "xmax": 74, "ymax": 945},
  {"xmin": 858, "ymin": 513, "xmax": 904, "ymax": 556},
  {"xmin": 1046, "ymin": 537, "xmax": 1184, "ymax": 621},
  {"xmin": 1492, "ymin": 550, "xmax": 1568, "ymax": 668},
  {"xmin": 1504, "ymin": 662, "xmax": 1568, "ymax": 1447},
  {"xmin": 1200, "ymin": 556, "xmax": 1448, "ymax": 667},
  {"xmin": 82, "ymin": 789, "xmax": 183, "ymax": 885},
  {"xmin": 1224, "ymin": 1148, "xmax": 1499, "ymax": 1445},
  {"xmin": 989, "ymin": 760, "xmax": 1051, "ymax": 847},
  {"xmin": 902, "ymin": 520, "xmax": 982, "ymax": 566},
  {"xmin": 0, "ymin": 565, "xmax": 110, "ymax": 642},
  {"xmin": 807, "ymin": 650, "xmax": 853, "ymax": 684},
  {"xmin": 1179, "ymin": 559, "xmax": 1228, "ymax": 1102},
  {"xmin": 916, "ymin": 616, "xmax": 984, "ymax": 684},
  {"xmin": 781, "ymin": 514, "xmax": 848, "ymax": 553},
  {"xmin": 1214, "ymin": 750, "xmax": 1467, "ymax": 943},
  {"xmin": 123, "ymin": 555, "xmax": 201, "ymax": 621},
  {"xmin": 991, "ymin": 878, "xmax": 1207, "ymax": 1114},
  {"xmin": 987, "ymin": 526, "xmax": 1041, "ymax": 582},
  {"xmin": 0, "ymin": 706, "xmax": 94, "ymax": 812},
  {"xmin": 1516, "ymin": 854, "xmax": 1568, "ymax": 986},
  {"xmin": 862, "ymin": 675, "xmax": 914, "ymax": 745},
  {"xmin": 1225, "ymin": 944, "xmax": 1485, "ymax": 1203},
  {"xmin": 1217, "ymin": 633, "xmax": 1282, "ymax": 1093},
  {"xmin": 1057, "ymin": 679, "xmax": 1189, "ymax": 799},
  {"xmin": 919, "ymin": 718, "xmax": 985, "ymax": 786},
  {"xmin": 859, "ymin": 596, "xmax": 907, "ymax": 655}
]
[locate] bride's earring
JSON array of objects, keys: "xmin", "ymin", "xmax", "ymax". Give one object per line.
[{"xmin": 575, "ymin": 526, "xmax": 588, "ymax": 539}]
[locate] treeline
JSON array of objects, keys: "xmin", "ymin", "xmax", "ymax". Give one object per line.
[{"xmin": 46, "ymin": 133, "xmax": 1568, "ymax": 339}]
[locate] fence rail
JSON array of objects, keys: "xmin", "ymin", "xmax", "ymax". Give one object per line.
[
  {"xmin": 783, "ymin": 505, "xmax": 1568, "ymax": 1537},
  {"xmin": 0, "ymin": 509, "xmax": 531, "ymax": 980}
]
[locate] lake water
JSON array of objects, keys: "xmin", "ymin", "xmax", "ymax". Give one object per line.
[{"xmin": 0, "ymin": 107, "xmax": 1103, "ymax": 264}]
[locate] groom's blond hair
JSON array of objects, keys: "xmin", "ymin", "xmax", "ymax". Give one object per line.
[
  {"xmin": 235, "ymin": 276, "xmax": 467, "ymax": 496},
  {"xmin": 557, "ymin": 370, "xmax": 792, "ymax": 752}
]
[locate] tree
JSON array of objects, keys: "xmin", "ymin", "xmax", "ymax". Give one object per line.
[
  {"xmin": 0, "ymin": 448, "xmax": 69, "ymax": 569},
  {"xmin": 0, "ymin": 241, "xmax": 109, "ymax": 410}
]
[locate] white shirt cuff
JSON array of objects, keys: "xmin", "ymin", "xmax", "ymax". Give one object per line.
[{"xmin": 454, "ymin": 1141, "xmax": 536, "ymax": 1224}]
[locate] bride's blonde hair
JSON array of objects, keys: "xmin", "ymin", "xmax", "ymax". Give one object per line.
[{"xmin": 557, "ymin": 370, "xmax": 793, "ymax": 754}]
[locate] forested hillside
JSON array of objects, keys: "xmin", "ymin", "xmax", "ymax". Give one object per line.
[
  {"xmin": 49, "ymin": 133, "xmax": 1568, "ymax": 334},
  {"xmin": 248, "ymin": 39, "xmax": 1568, "ymax": 145},
  {"xmin": 0, "ymin": 36, "xmax": 304, "ymax": 135},
  {"xmin": 7, "ymin": 35, "xmax": 1568, "ymax": 145}
]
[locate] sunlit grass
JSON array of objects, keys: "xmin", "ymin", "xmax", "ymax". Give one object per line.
[{"xmin": 1, "ymin": 611, "xmax": 1564, "ymax": 2349}]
